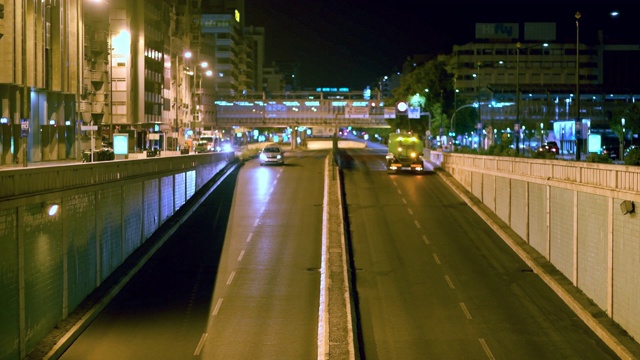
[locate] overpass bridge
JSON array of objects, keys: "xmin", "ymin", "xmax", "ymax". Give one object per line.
[{"xmin": 213, "ymin": 97, "xmax": 393, "ymax": 129}]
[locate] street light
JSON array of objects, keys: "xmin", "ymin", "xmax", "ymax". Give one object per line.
[
  {"xmin": 575, "ymin": 11, "xmax": 582, "ymax": 161},
  {"xmin": 174, "ymin": 50, "xmax": 191, "ymax": 151},
  {"xmin": 516, "ymin": 41, "xmax": 549, "ymax": 155},
  {"xmin": 192, "ymin": 61, "xmax": 213, "ymax": 140}
]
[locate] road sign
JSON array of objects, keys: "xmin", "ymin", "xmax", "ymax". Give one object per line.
[
  {"xmin": 20, "ymin": 120, "xmax": 29, "ymax": 138},
  {"xmin": 384, "ymin": 107, "xmax": 396, "ymax": 119},
  {"xmin": 345, "ymin": 106, "xmax": 370, "ymax": 119},
  {"xmin": 81, "ymin": 125, "xmax": 98, "ymax": 131},
  {"xmin": 408, "ymin": 107, "xmax": 421, "ymax": 119}
]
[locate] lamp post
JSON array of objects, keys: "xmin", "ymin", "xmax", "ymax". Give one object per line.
[
  {"xmin": 175, "ymin": 51, "xmax": 191, "ymax": 151},
  {"xmin": 516, "ymin": 42, "xmax": 521, "ymax": 154},
  {"xmin": 575, "ymin": 11, "xmax": 582, "ymax": 161},
  {"xmin": 515, "ymin": 41, "xmax": 549, "ymax": 155},
  {"xmin": 192, "ymin": 61, "xmax": 212, "ymax": 141}
]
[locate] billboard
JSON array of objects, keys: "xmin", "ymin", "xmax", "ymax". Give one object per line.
[{"xmin": 475, "ymin": 23, "xmax": 519, "ymax": 40}]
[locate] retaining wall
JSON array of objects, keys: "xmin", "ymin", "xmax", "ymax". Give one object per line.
[
  {"xmin": 441, "ymin": 154, "xmax": 640, "ymax": 344},
  {"xmin": 0, "ymin": 153, "xmax": 234, "ymax": 359}
]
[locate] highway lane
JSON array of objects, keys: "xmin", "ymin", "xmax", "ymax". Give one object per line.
[
  {"xmin": 59, "ymin": 149, "xmax": 326, "ymax": 359},
  {"xmin": 343, "ymin": 148, "xmax": 619, "ymax": 360},
  {"xmin": 199, "ymin": 149, "xmax": 325, "ymax": 359}
]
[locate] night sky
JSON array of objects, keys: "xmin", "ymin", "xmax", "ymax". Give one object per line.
[{"xmin": 245, "ymin": 0, "xmax": 635, "ymax": 90}]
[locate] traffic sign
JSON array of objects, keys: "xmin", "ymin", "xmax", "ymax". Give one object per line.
[
  {"xmin": 81, "ymin": 125, "xmax": 98, "ymax": 131},
  {"xmin": 408, "ymin": 107, "xmax": 421, "ymax": 119}
]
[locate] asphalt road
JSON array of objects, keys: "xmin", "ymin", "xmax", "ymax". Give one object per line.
[
  {"xmin": 59, "ymin": 149, "xmax": 327, "ymax": 359},
  {"xmin": 343, "ymin": 147, "xmax": 619, "ymax": 360}
]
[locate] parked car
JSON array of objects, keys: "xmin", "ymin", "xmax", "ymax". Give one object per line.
[
  {"xmin": 259, "ymin": 145, "xmax": 285, "ymax": 165},
  {"xmin": 538, "ymin": 141, "xmax": 559, "ymax": 155}
]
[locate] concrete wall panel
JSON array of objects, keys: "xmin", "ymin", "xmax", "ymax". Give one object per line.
[
  {"xmin": 0, "ymin": 209, "xmax": 19, "ymax": 360},
  {"xmin": 511, "ymin": 180, "xmax": 527, "ymax": 240},
  {"xmin": 143, "ymin": 179, "xmax": 160, "ymax": 240},
  {"xmin": 483, "ymin": 173, "xmax": 495, "ymax": 212},
  {"xmin": 23, "ymin": 203, "xmax": 63, "ymax": 351},
  {"xmin": 528, "ymin": 183, "xmax": 547, "ymax": 257},
  {"xmin": 98, "ymin": 187, "xmax": 124, "ymax": 281},
  {"xmin": 175, "ymin": 172, "xmax": 186, "ymax": 210},
  {"xmin": 472, "ymin": 171, "xmax": 482, "ymax": 200},
  {"xmin": 64, "ymin": 193, "xmax": 97, "ymax": 312},
  {"xmin": 122, "ymin": 183, "xmax": 143, "ymax": 257},
  {"xmin": 187, "ymin": 170, "xmax": 196, "ymax": 199},
  {"xmin": 549, "ymin": 187, "xmax": 575, "ymax": 281},
  {"xmin": 495, "ymin": 176, "xmax": 510, "ymax": 224},
  {"xmin": 612, "ymin": 199, "xmax": 640, "ymax": 338},
  {"xmin": 577, "ymin": 192, "xmax": 608, "ymax": 311},
  {"xmin": 161, "ymin": 175, "xmax": 174, "ymax": 224}
]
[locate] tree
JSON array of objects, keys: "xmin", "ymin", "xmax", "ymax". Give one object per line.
[{"xmin": 390, "ymin": 56, "xmax": 454, "ymax": 132}]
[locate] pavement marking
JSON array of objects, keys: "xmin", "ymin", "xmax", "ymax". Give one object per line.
[
  {"xmin": 422, "ymin": 234, "xmax": 430, "ymax": 245},
  {"xmin": 254, "ymin": 218, "xmax": 260, "ymax": 227},
  {"xmin": 460, "ymin": 302, "xmax": 473, "ymax": 320},
  {"xmin": 478, "ymin": 338, "xmax": 496, "ymax": 360},
  {"xmin": 407, "ymin": 208, "xmax": 413, "ymax": 215},
  {"xmin": 212, "ymin": 298, "xmax": 223, "ymax": 316},
  {"xmin": 414, "ymin": 219, "xmax": 421, "ymax": 229},
  {"xmin": 238, "ymin": 250, "xmax": 245, "ymax": 261},
  {"xmin": 194, "ymin": 333, "xmax": 208, "ymax": 356},
  {"xmin": 444, "ymin": 275, "xmax": 455, "ymax": 289},
  {"xmin": 432, "ymin": 253, "xmax": 441, "ymax": 265},
  {"xmin": 397, "ymin": 188, "xmax": 402, "ymax": 195},
  {"xmin": 246, "ymin": 232, "xmax": 253, "ymax": 243},
  {"xmin": 402, "ymin": 198, "xmax": 407, "ymax": 204},
  {"xmin": 226, "ymin": 271, "xmax": 236, "ymax": 285}
]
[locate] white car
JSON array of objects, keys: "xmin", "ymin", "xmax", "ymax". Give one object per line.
[{"xmin": 259, "ymin": 145, "xmax": 285, "ymax": 165}]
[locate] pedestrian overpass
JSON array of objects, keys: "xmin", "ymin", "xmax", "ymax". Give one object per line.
[{"xmin": 213, "ymin": 97, "xmax": 393, "ymax": 130}]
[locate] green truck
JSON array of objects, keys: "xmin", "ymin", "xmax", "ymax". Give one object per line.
[{"xmin": 386, "ymin": 133, "xmax": 425, "ymax": 173}]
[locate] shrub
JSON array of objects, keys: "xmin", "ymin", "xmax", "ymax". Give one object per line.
[
  {"xmin": 624, "ymin": 147, "xmax": 640, "ymax": 165},
  {"xmin": 585, "ymin": 152, "xmax": 612, "ymax": 164}
]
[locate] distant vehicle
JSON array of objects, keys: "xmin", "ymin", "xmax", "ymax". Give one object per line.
[
  {"xmin": 82, "ymin": 145, "xmax": 115, "ymax": 162},
  {"xmin": 538, "ymin": 141, "xmax": 559, "ymax": 155},
  {"xmin": 385, "ymin": 133, "xmax": 424, "ymax": 173},
  {"xmin": 259, "ymin": 145, "xmax": 285, "ymax": 165},
  {"xmin": 600, "ymin": 145, "xmax": 620, "ymax": 159},
  {"xmin": 194, "ymin": 139, "xmax": 214, "ymax": 153}
]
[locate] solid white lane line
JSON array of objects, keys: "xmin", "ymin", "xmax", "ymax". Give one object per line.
[
  {"xmin": 254, "ymin": 218, "xmax": 260, "ymax": 227},
  {"xmin": 422, "ymin": 234, "xmax": 430, "ymax": 245},
  {"xmin": 237, "ymin": 250, "xmax": 245, "ymax": 261},
  {"xmin": 460, "ymin": 302, "xmax": 473, "ymax": 320},
  {"xmin": 407, "ymin": 208, "xmax": 413, "ymax": 215},
  {"xmin": 193, "ymin": 333, "xmax": 208, "ymax": 356},
  {"xmin": 226, "ymin": 271, "xmax": 236, "ymax": 285},
  {"xmin": 479, "ymin": 338, "xmax": 496, "ymax": 360},
  {"xmin": 246, "ymin": 232, "xmax": 253, "ymax": 243},
  {"xmin": 444, "ymin": 275, "xmax": 455, "ymax": 289},
  {"xmin": 432, "ymin": 253, "xmax": 441, "ymax": 265},
  {"xmin": 414, "ymin": 220, "xmax": 421, "ymax": 229},
  {"xmin": 212, "ymin": 298, "xmax": 223, "ymax": 315}
]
